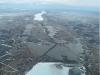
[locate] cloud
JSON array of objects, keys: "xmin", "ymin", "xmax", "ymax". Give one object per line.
[
  {"xmin": 0, "ymin": 0, "xmax": 99, "ymax": 6},
  {"xmin": 67, "ymin": 0, "xmax": 99, "ymax": 6},
  {"xmin": 0, "ymin": 0, "xmax": 69, "ymax": 3}
]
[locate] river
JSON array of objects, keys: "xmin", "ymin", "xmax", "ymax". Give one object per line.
[
  {"xmin": 34, "ymin": 11, "xmax": 46, "ymax": 21},
  {"xmin": 23, "ymin": 11, "xmax": 84, "ymax": 61}
]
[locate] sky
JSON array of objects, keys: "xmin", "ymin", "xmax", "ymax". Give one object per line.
[{"xmin": 0, "ymin": 0, "xmax": 99, "ymax": 7}]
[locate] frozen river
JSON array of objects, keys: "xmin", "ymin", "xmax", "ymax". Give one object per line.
[{"xmin": 34, "ymin": 11, "xmax": 46, "ymax": 21}]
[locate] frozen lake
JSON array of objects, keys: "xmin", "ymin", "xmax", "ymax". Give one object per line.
[{"xmin": 34, "ymin": 11, "xmax": 46, "ymax": 21}]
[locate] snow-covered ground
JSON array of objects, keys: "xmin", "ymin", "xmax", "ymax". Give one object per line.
[
  {"xmin": 45, "ymin": 26, "xmax": 57, "ymax": 38},
  {"xmin": 1, "ymin": 44, "xmax": 12, "ymax": 48}
]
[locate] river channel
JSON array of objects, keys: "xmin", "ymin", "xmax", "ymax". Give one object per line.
[{"xmin": 23, "ymin": 11, "xmax": 84, "ymax": 62}]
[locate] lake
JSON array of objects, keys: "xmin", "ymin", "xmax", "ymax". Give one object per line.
[{"xmin": 34, "ymin": 11, "xmax": 46, "ymax": 21}]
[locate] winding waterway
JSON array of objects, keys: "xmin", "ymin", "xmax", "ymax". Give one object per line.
[
  {"xmin": 34, "ymin": 11, "xmax": 46, "ymax": 21},
  {"xmin": 23, "ymin": 11, "xmax": 84, "ymax": 60}
]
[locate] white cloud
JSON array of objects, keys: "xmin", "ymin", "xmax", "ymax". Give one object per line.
[
  {"xmin": 0, "ymin": 0, "xmax": 99, "ymax": 6},
  {"xmin": 67, "ymin": 0, "xmax": 99, "ymax": 6},
  {"xmin": 0, "ymin": 0, "xmax": 69, "ymax": 3}
]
